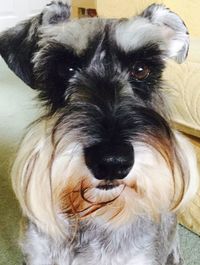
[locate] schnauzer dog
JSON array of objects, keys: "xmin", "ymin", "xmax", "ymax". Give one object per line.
[{"xmin": 0, "ymin": 1, "xmax": 199, "ymax": 264}]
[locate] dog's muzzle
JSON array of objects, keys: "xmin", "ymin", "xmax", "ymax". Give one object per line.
[{"xmin": 84, "ymin": 143, "xmax": 134, "ymax": 183}]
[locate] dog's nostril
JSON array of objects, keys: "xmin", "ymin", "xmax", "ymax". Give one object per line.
[{"xmin": 84, "ymin": 143, "xmax": 134, "ymax": 180}]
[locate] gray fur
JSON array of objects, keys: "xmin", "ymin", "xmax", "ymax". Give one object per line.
[{"xmin": 22, "ymin": 214, "xmax": 183, "ymax": 265}]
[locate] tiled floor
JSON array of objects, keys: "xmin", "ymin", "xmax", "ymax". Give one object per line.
[{"xmin": 180, "ymin": 225, "xmax": 200, "ymax": 265}]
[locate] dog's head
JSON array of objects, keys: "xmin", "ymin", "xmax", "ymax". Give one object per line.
[{"xmin": 1, "ymin": 2, "xmax": 197, "ymax": 237}]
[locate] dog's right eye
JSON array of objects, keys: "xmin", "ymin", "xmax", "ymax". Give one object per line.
[
  {"xmin": 57, "ymin": 64, "xmax": 77, "ymax": 78},
  {"xmin": 67, "ymin": 67, "xmax": 75, "ymax": 74}
]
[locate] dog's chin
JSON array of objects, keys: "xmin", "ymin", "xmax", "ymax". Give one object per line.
[
  {"xmin": 86, "ymin": 184, "xmax": 142, "ymax": 228},
  {"xmin": 85, "ymin": 182, "xmax": 124, "ymax": 202},
  {"xmin": 96, "ymin": 180, "xmax": 123, "ymax": 191}
]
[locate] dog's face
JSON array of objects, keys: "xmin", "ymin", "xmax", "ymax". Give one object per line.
[{"xmin": 0, "ymin": 2, "xmax": 191, "ymax": 235}]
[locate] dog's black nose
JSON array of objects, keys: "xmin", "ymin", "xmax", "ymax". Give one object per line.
[{"xmin": 84, "ymin": 143, "xmax": 134, "ymax": 180}]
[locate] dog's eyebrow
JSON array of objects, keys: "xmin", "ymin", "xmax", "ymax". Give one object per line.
[
  {"xmin": 115, "ymin": 43, "xmax": 164, "ymax": 65},
  {"xmin": 114, "ymin": 17, "xmax": 165, "ymax": 53}
]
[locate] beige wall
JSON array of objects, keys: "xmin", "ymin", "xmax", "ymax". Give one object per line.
[{"xmin": 97, "ymin": 0, "xmax": 200, "ymax": 37}]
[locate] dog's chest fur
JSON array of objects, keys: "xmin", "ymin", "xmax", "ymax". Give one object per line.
[{"xmin": 23, "ymin": 214, "xmax": 176, "ymax": 265}]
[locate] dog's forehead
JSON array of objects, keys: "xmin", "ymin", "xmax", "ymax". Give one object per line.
[
  {"xmin": 38, "ymin": 16, "xmax": 165, "ymax": 55},
  {"xmin": 39, "ymin": 18, "xmax": 109, "ymax": 54}
]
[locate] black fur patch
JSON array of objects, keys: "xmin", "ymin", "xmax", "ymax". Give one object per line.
[
  {"xmin": 53, "ymin": 64, "xmax": 172, "ymax": 148},
  {"xmin": 34, "ymin": 43, "xmax": 82, "ymax": 111}
]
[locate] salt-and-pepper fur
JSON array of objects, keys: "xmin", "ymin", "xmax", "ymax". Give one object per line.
[
  {"xmin": 22, "ymin": 214, "xmax": 181, "ymax": 265},
  {"xmin": 0, "ymin": 1, "xmax": 199, "ymax": 265}
]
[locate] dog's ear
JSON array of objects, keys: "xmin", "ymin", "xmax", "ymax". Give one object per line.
[
  {"xmin": 0, "ymin": 1, "xmax": 71, "ymax": 88},
  {"xmin": 0, "ymin": 18, "xmax": 39, "ymax": 88},
  {"xmin": 141, "ymin": 4, "xmax": 189, "ymax": 63}
]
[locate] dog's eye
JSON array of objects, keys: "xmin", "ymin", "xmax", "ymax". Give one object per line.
[
  {"xmin": 67, "ymin": 67, "xmax": 75, "ymax": 74},
  {"xmin": 57, "ymin": 65, "xmax": 76, "ymax": 78},
  {"xmin": 130, "ymin": 63, "xmax": 150, "ymax": 81}
]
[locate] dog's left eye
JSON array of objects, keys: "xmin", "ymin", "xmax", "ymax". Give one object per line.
[{"xmin": 130, "ymin": 63, "xmax": 150, "ymax": 81}]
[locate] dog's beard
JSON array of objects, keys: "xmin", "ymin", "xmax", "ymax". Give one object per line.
[
  {"xmin": 59, "ymin": 143, "xmax": 175, "ymax": 225},
  {"xmin": 11, "ymin": 116, "xmax": 195, "ymax": 239}
]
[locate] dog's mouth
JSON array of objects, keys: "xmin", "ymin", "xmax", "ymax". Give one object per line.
[{"xmin": 96, "ymin": 180, "xmax": 121, "ymax": 190}]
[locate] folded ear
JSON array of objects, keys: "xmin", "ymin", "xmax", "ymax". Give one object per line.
[
  {"xmin": 0, "ymin": 17, "xmax": 39, "ymax": 87},
  {"xmin": 141, "ymin": 4, "xmax": 189, "ymax": 63},
  {"xmin": 0, "ymin": 1, "xmax": 71, "ymax": 88}
]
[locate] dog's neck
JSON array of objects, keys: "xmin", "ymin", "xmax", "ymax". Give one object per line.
[
  {"xmin": 23, "ymin": 213, "xmax": 176, "ymax": 265},
  {"xmin": 71, "ymin": 217, "xmax": 157, "ymax": 252}
]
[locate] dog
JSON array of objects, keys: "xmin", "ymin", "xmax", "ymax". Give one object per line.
[{"xmin": 0, "ymin": 1, "xmax": 199, "ymax": 264}]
